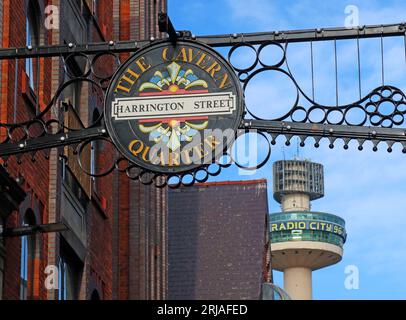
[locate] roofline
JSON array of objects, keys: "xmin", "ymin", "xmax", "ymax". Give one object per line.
[{"xmin": 193, "ymin": 178, "xmax": 267, "ymax": 187}]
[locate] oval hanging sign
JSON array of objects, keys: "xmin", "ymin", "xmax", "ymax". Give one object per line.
[{"xmin": 105, "ymin": 40, "xmax": 244, "ymax": 174}]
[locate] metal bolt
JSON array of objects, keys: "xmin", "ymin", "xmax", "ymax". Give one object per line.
[
  {"xmin": 316, "ymin": 28, "xmax": 322, "ymax": 33},
  {"xmin": 274, "ymin": 31, "xmax": 280, "ymax": 36},
  {"xmin": 191, "ymin": 34, "xmax": 196, "ymax": 40},
  {"xmin": 109, "ymin": 40, "xmax": 114, "ymax": 46},
  {"xmin": 68, "ymin": 43, "xmax": 74, "ymax": 48},
  {"xmin": 232, "ymin": 33, "xmax": 238, "ymax": 39},
  {"xmin": 60, "ymin": 136, "xmax": 66, "ymax": 141},
  {"xmin": 329, "ymin": 128, "xmax": 334, "ymax": 133},
  {"xmin": 286, "ymin": 125, "xmax": 291, "ymax": 130},
  {"xmin": 27, "ymin": 45, "xmax": 33, "ymax": 50},
  {"xmin": 19, "ymin": 143, "xmax": 25, "ymax": 148},
  {"xmin": 372, "ymin": 130, "xmax": 377, "ymax": 136},
  {"xmin": 150, "ymin": 36, "xmax": 155, "ymax": 41},
  {"xmin": 101, "ymin": 129, "xmax": 106, "ymax": 134}
]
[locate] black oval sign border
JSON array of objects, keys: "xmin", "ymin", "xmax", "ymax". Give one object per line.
[{"xmin": 104, "ymin": 39, "xmax": 244, "ymax": 174}]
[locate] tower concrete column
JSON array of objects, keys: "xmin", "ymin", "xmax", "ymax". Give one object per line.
[
  {"xmin": 284, "ymin": 267, "xmax": 312, "ymax": 300},
  {"xmin": 281, "ymin": 193, "xmax": 310, "ymax": 212},
  {"xmin": 270, "ymin": 159, "xmax": 347, "ymax": 300}
]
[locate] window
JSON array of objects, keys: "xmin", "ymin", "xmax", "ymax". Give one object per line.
[
  {"xmin": 20, "ymin": 232, "xmax": 28, "ymax": 299},
  {"xmin": 20, "ymin": 210, "xmax": 36, "ymax": 300},
  {"xmin": 26, "ymin": 0, "xmax": 40, "ymax": 90},
  {"xmin": 58, "ymin": 240, "xmax": 83, "ymax": 300},
  {"xmin": 58, "ymin": 257, "xmax": 68, "ymax": 300},
  {"xmin": 63, "ymin": 164, "xmax": 89, "ymax": 210}
]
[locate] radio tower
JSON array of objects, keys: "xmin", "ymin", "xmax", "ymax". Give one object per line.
[{"xmin": 269, "ymin": 160, "xmax": 347, "ymax": 300}]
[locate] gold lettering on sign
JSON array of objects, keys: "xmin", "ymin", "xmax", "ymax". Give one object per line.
[
  {"xmin": 127, "ymin": 135, "xmax": 221, "ymax": 167},
  {"xmin": 160, "ymin": 47, "xmax": 233, "ymax": 89},
  {"xmin": 206, "ymin": 61, "xmax": 222, "ymax": 78},
  {"xmin": 115, "ymin": 57, "xmax": 151, "ymax": 94}
]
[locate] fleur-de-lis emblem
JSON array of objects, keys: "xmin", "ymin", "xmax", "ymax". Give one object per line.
[
  {"xmin": 139, "ymin": 61, "xmax": 208, "ymax": 93},
  {"xmin": 140, "ymin": 120, "xmax": 208, "ymax": 151},
  {"xmin": 137, "ymin": 62, "xmax": 210, "ymax": 151}
]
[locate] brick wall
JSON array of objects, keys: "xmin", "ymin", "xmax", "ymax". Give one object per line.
[
  {"xmin": 2, "ymin": 0, "xmax": 53, "ymax": 300},
  {"xmin": 1, "ymin": 0, "xmax": 168, "ymax": 300},
  {"xmin": 112, "ymin": 0, "xmax": 168, "ymax": 300},
  {"xmin": 168, "ymin": 180, "xmax": 271, "ymax": 300}
]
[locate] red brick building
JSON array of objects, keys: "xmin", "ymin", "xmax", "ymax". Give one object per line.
[
  {"xmin": 0, "ymin": 0, "xmax": 167, "ymax": 300},
  {"xmin": 168, "ymin": 180, "xmax": 271, "ymax": 300}
]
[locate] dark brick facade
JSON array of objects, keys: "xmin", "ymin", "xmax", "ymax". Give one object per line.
[
  {"xmin": 0, "ymin": 0, "xmax": 167, "ymax": 300},
  {"xmin": 168, "ymin": 180, "xmax": 271, "ymax": 300},
  {"xmin": 111, "ymin": 0, "xmax": 167, "ymax": 300}
]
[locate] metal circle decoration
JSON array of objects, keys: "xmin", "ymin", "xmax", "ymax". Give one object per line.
[
  {"xmin": 308, "ymin": 106, "xmax": 327, "ymax": 123},
  {"xmin": 243, "ymin": 68, "xmax": 299, "ymax": 120},
  {"xmin": 76, "ymin": 137, "xmax": 116, "ymax": 177},
  {"xmin": 153, "ymin": 174, "xmax": 168, "ymax": 188},
  {"xmin": 326, "ymin": 108, "xmax": 344, "ymax": 125},
  {"xmin": 8, "ymin": 125, "xmax": 28, "ymax": 142},
  {"xmin": 27, "ymin": 119, "xmax": 46, "ymax": 139},
  {"xmin": 167, "ymin": 175, "xmax": 182, "ymax": 189},
  {"xmin": 194, "ymin": 167, "xmax": 209, "ymax": 183},
  {"xmin": 291, "ymin": 106, "xmax": 307, "ymax": 122},
  {"xmin": 396, "ymin": 103, "xmax": 406, "ymax": 113},
  {"xmin": 63, "ymin": 53, "xmax": 92, "ymax": 78},
  {"xmin": 228, "ymin": 43, "xmax": 258, "ymax": 73},
  {"xmin": 51, "ymin": 77, "xmax": 104, "ymax": 130},
  {"xmin": 126, "ymin": 164, "xmax": 142, "ymax": 180},
  {"xmin": 104, "ymin": 39, "xmax": 244, "ymax": 174},
  {"xmin": 377, "ymin": 100, "xmax": 396, "ymax": 117},
  {"xmin": 257, "ymin": 41, "xmax": 286, "ymax": 68},
  {"xmin": 392, "ymin": 112, "xmax": 404, "ymax": 126},
  {"xmin": 91, "ymin": 52, "xmax": 121, "ymax": 80},
  {"xmin": 344, "ymin": 105, "xmax": 367, "ymax": 126},
  {"xmin": 229, "ymin": 130, "xmax": 271, "ymax": 170}
]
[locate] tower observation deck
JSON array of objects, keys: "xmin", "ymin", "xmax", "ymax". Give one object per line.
[{"xmin": 270, "ymin": 160, "xmax": 347, "ymax": 300}]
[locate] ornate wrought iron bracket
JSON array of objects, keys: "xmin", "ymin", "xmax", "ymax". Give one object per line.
[
  {"xmin": 0, "ymin": 126, "xmax": 107, "ymax": 157},
  {"xmin": 0, "ymin": 18, "xmax": 405, "ymax": 187},
  {"xmin": 197, "ymin": 23, "xmax": 406, "ymax": 46},
  {"xmin": 244, "ymin": 120, "xmax": 406, "ymax": 152},
  {"xmin": 158, "ymin": 12, "xmax": 178, "ymax": 44},
  {"xmin": 1, "ymin": 23, "xmax": 404, "ymax": 59}
]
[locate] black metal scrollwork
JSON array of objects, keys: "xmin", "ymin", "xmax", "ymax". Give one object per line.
[{"xmin": 1, "ymin": 25, "xmax": 406, "ymax": 187}]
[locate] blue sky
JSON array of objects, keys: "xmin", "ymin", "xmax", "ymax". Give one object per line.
[{"xmin": 168, "ymin": 0, "xmax": 406, "ymax": 299}]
